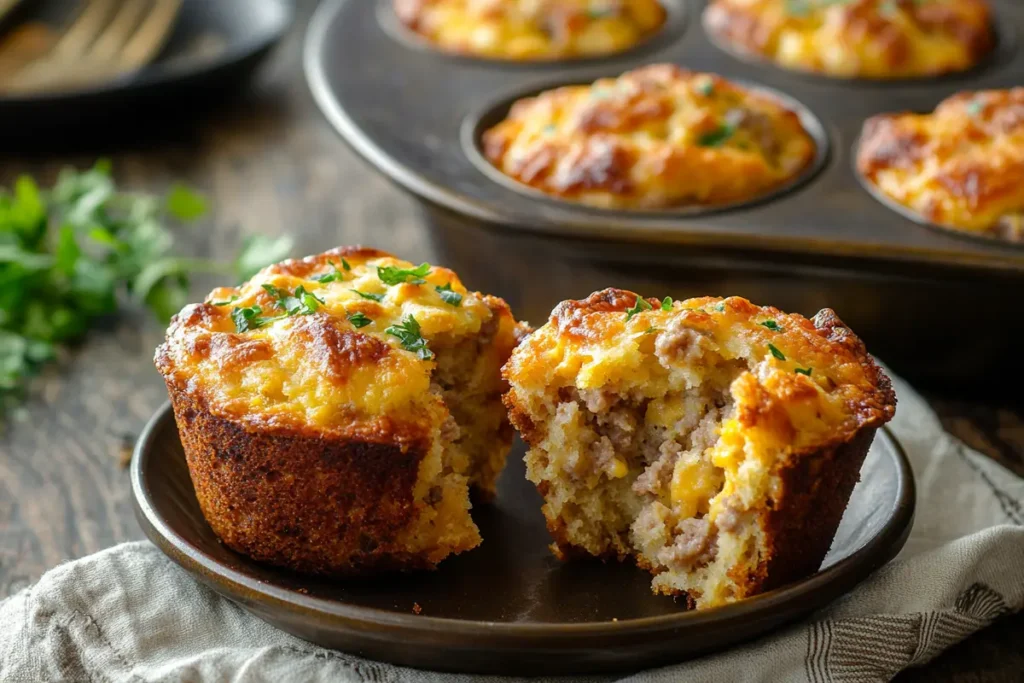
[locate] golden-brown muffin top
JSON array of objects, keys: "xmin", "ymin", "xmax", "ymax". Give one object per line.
[
  {"xmin": 394, "ymin": 0, "xmax": 666, "ymax": 60},
  {"xmin": 858, "ymin": 89, "xmax": 1024, "ymax": 242},
  {"xmin": 482, "ymin": 64, "xmax": 817, "ymax": 209},
  {"xmin": 704, "ymin": 0, "xmax": 993, "ymax": 79},
  {"xmin": 504, "ymin": 289, "xmax": 895, "ymax": 451},
  {"xmin": 155, "ymin": 246, "xmax": 519, "ymax": 436}
]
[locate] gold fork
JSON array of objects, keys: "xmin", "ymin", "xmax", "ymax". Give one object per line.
[{"xmin": 6, "ymin": 0, "xmax": 182, "ymax": 94}]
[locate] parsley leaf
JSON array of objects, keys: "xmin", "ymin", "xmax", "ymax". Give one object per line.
[
  {"xmin": 342, "ymin": 258, "xmax": 351, "ymax": 271},
  {"xmin": 768, "ymin": 344, "xmax": 786, "ymax": 361},
  {"xmin": 713, "ymin": 302, "xmax": 726, "ymax": 312},
  {"xmin": 624, "ymin": 297, "xmax": 652, "ymax": 321},
  {"xmin": 385, "ymin": 314, "xmax": 434, "ymax": 360},
  {"xmin": 347, "ymin": 311, "xmax": 372, "ymax": 328},
  {"xmin": 698, "ymin": 124, "xmax": 736, "ymax": 147},
  {"xmin": 696, "ymin": 80, "xmax": 714, "ymax": 97},
  {"xmin": 232, "ymin": 305, "xmax": 265, "ymax": 333},
  {"xmin": 760, "ymin": 320, "xmax": 783, "ymax": 332},
  {"xmin": 378, "ymin": 262, "xmax": 431, "ymax": 286},
  {"xmin": 165, "ymin": 184, "xmax": 208, "ymax": 221},
  {"xmin": 312, "ymin": 261, "xmax": 345, "ymax": 284},
  {"xmin": 211, "ymin": 295, "xmax": 239, "ymax": 306},
  {"xmin": 350, "ymin": 289, "xmax": 385, "ymax": 302},
  {"xmin": 966, "ymin": 99, "xmax": 984, "ymax": 117},
  {"xmin": 437, "ymin": 282, "xmax": 463, "ymax": 306},
  {"xmin": 795, "ymin": 367, "xmax": 813, "ymax": 376},
  {"xmin": 645, "ymin": 326, "xmax": 659, "ymax": 335},
  {"xmin": 661, "ymin": 296, "xmax": 672, "ymax": 311},
  {"xmin": 262, "ymin": 283, "xmax": 324, "ymax": 316}
]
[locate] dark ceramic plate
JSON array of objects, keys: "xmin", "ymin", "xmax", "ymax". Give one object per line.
[
  {"xmin": 133, "ymin": 403, "xmax": 915, "ymax": 675},
  {"xmin": 0, "ymin": 0, "xmax": 293, "ymax": 144}
]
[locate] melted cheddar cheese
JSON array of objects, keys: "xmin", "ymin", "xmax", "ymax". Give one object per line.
[
  {"xmin": 858, "ymin": 88, "xmax": 1024, "ymax": 242},
  {"xmin": 393, "ymin": 0, "xmax": 666, "ymax": 60},
  {"xmin": 156, "ymin": 247, "xmax": 517, "ymax": 436},
  {"xmin": 482, "ymin": 64, "xmax": 817, "ymax": 209},
  {"xmin": 704, "ymin": 0, "xmax": 993, "ymax": 79}
]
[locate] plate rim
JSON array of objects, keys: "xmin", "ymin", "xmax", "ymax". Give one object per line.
[{"xmin": 132, "ymin": 400, "xmax": 916, "ymax": 647}]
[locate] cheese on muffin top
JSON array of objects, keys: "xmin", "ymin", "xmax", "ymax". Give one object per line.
[
  {"xmin": 704, "ymin": 0, "xmax": 993, "ymax": 79},
  {"xmin": 482, "ymin": 64, "xmax": 817, "ymax": 209}
]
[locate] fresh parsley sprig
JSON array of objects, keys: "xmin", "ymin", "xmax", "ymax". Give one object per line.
[
  {"xmin": 385, "ymin": 314, "xmax": 434, "ymax": 360},
  {"xmin": 0, "ymin": 161, "xmax": 292, "ymax": 419},
  {"xmin": 436, "ymin": 282, "xmax": 462, "ymax": 307},
  {"xmin": 624, "ymin": 297, "xmax": 652, "ymax": 321}
]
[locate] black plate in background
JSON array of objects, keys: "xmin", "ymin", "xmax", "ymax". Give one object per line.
[
  {"xmin": 0, "ymin": 0, "xmax": 293, "ymax": 146},
  {"xmin": 133, "ymin": 402, "xmax": 915, "ymax": 675}
]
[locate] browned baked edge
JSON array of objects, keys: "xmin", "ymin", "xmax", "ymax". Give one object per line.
[{"xmin": 166, "ymin": 385, "xmax": 475, "ymax": 576}]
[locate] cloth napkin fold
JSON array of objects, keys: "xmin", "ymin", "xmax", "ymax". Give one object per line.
[{"xmin": 2, "ymin": 372, "xmax": 1023, "ymax": 683}]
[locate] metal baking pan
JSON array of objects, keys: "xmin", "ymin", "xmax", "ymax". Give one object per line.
[{"xmin": 305, "ymin": 0, "xmax": 1024, "ymax": 390}]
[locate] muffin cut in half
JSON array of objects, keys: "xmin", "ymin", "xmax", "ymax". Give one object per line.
[
  {"xmin": 482, "ymin": 64, "xmax": 817, "ymax": 209},
  {"xmin": 155, "ymin": 246, "xmax": 525, "ymax": 575},
  {"xmin": 704, "ymin": 0, "xmax": 993, "ymax": 80},
  {"xmin": 858, "ymin": 88, "xmax": 1024, "ymax": 242},
  {"xmin": 504, "ymin": 290, "xmax": 896, "ymax": 609},
  {"xmin": 394, "ymin": 0, "xmax": 666, "ymax": 61}
]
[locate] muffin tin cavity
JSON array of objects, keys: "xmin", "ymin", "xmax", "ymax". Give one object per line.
[
  {"xmin": 377, "ymin": 0, "xmax": 688, "ymax": 67},
  {"xmin": 462, "ymin": 74, "xmax": 830, "ymax": 216}
]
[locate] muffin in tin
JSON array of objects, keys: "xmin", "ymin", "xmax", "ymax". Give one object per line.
[
  {"xmin": 155, "ymin": 246, "xmax": 525, "ymax": 575},
  {"xmin": 504, "ymin": 290, "xmax": 895, "ymax": 608},
  {"xmin": 858, "ymin": 89, "xmax": 1024, "ymax": 242},
  {"xmin": 482, "ymin": 64, "xmax": 817, "ymax": 209},
  {"xmin": 394, "ymin": 0, "xmax": 667, "ymax": 61},
  {"xmin": 704, "ymin": 0, "xmax": 994, "ymax": 80}
]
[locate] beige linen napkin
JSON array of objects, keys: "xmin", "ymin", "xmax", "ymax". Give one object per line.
[{"xmin": 2, "ymin": 371, "xmax": 1023, "ymax": 682}]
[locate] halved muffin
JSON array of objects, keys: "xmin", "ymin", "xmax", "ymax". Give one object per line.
[
  {"xmin": 504, "ymin": 290, "xmax": 895, "ymax": 608},
  {"xmin": 704, "ymin": 0, "xmax": 993, "ymax": 79},
  {"xmin": 858, "ymin": 89, "xmax": 1024, "ymax": 242},
  {"xmin": 394, "ymin": 0, "xmax": 666, "ymax": 61},
  {"xmin": 155, "ymin": 247, "xmax": 524, "ymax": 575},
  {"xmin": 482, "ymin": 64, "xmax": 817, "ymax": 209}
]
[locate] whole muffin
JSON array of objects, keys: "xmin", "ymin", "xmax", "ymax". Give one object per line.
[
  {"xmin": 503, "ymin": 290, "xmax": 895, "ymax": 609},
  {"xmin": 482, "ymin": 64, "xmax": 817, "ymax": 209},
  {"xmin": 394, "ymin": 0, "xmax": 666, "ymax": 61},
  {"xmin": 858, "ymin": 89, "xmax": 1024, "ymax": 242},
  {"xmin": 155, "ymin": 246, "xmax": 525, "ymax": 575},
  {"xmin": 704, "ymin": 0, "xmax": 993, "ymax": 79}
]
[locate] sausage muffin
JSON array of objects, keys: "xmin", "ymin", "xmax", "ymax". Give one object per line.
[
  {"xmin": 393, "ymin": 0, "xmax": 666, "ymax": 61},
  {"xmin": 504, "ymin": 290, "xmax": 895, "ymax": 609},
  {"xmin": 704, "ymin": 0, "xmax": 994, "ymax": 80},
  {"xmin": 155, "ymin": 247, "xmax": 525, "ymax": 576},
  {"xmin": 858, "ymin": 89, "xmax": 1024, "ymax": 242},
  {"xmin": 482, "ymin": 64, "xmax": 817, "ymax": 209}
]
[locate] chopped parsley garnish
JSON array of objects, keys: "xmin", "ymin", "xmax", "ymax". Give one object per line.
[
  {"xmin": 231, "ymin": 305, "xmax": 284, "ymax": 333},
  {"xmin": 768, "ymin": 344, "xmax": 786, "ymax": 361},
  {"xmin": 341, "ymin": 258, "xmax": 351, "ymax": 271},
  {"xmin": 312, "ymin": 261, "xmax": 346, "ymax": 283},
  {"xmin": 386, "ymin": 315, "xmax": 434, "ymax": 360},
  {"xmin": 713, "ymin": 303, "xmax": 726, "ymax": 312},
  {"xmin": 795, "ymin": 367, "xmax": 813, "ymax": 376},
  {"xmin": 696, "ymin": 80, "xmax": 714, "ymax": 97},
  {"xmin": 262, "ymin": 283, "xmax": 324, "ymax": 316},
  {"xmin": 378, "ymin": 262, "xmax": 431, "ymax": 286},
  {"xmin": 436, "ymin": 282, "xmax": 463, "ymax": 306},
  {"xmin": 347, "ymin": 311, "xmax": 372, "ymax": 328},
  {"xmin": 760, "ymin": 320, "xmax": 782, "ymax": 332},
  {"xmin": 966, "ymin": 99, "xmax": 984, "ymax": 117},
  {"xmin": 624, "ymin": 297, "xmax": 652, "ymax": 321},
  {"xmin": 645, "ymin": 326, "xmax": 659, "ymax": 335},
  {"xmin": 698, "ymin": 124, "xmax": 736, "ymax": 148},
  {"xmin": 661, "ymin": 296, "xmax": 673, "ymax": 311},
  {"xmin": 211, "ymin": 295, "xmax": 239, "ymax": 307},
  {"xmin": 350, "ymin": 289, "xmax": 385, "ymax": 302}
]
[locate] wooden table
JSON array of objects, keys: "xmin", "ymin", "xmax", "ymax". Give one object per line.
[{"xmin": 1, "ymin": 3, "xmax": 1021, "ymax": 679}]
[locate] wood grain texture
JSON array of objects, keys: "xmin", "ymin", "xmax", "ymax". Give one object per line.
[{"xmin": 0, "ymin": 0, "xmax": 1020, "ymax": 678}]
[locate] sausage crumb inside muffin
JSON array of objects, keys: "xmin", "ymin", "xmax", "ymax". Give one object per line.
[
  {"xmin": 155, "ymin": 246, "xmax": 526, "ymax": 575},
  {"xmin": 393, "ymin": 0, "xmax": 666, "ymax": 61},
  {"xmin": 482, "ymin": 64, "xmax": 817, "ymax": 209},
  {"xmin": 704, "ymin": 0, "xmax": 994, "ymax": 79},
  {"xmin": 858, "ymin": 89, "xmax": 1024, "ymax": 242},
  {"xmin": 503, "ymin": 290, "xmax": 895, "ymax": 608}
]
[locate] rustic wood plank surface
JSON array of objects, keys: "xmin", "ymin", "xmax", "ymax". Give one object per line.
[{"xmin": 1, "ymin": 1, "xmax": 1021, "ymax": 679}]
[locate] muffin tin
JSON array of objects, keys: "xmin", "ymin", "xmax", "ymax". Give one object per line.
[{"xmin": 306, "ymin": 0, "xmax": 1024, "ymax": 389}]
